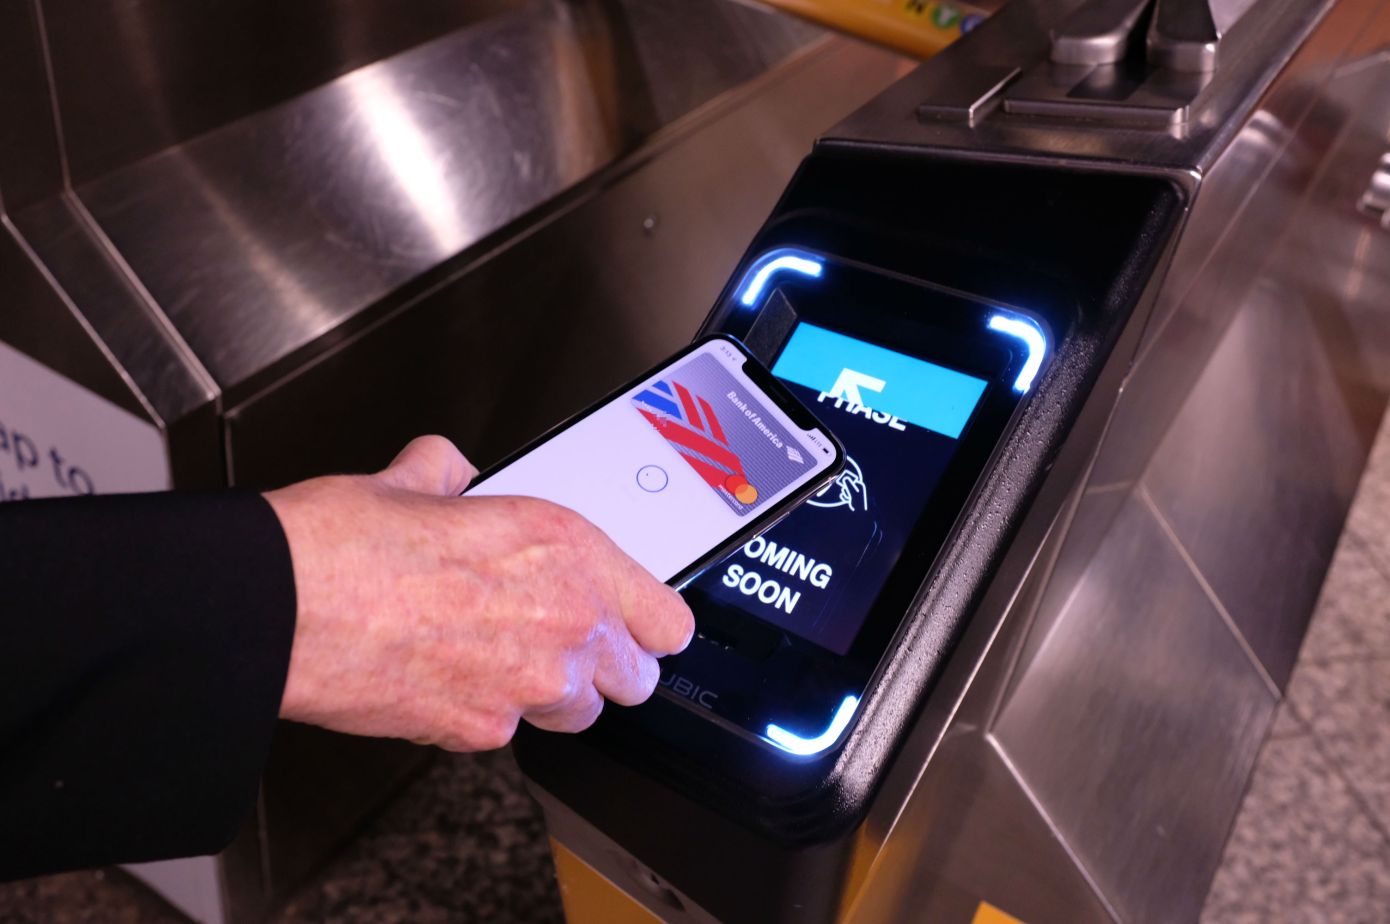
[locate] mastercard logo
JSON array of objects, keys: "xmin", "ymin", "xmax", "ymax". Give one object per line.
[{"xmin": 724, "ymin": 475, "xmax": 759, "ymax": 505}]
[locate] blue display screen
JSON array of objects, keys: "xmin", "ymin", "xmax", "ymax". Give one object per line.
[
  {"xmin": 686, "ymin": 323, "xmax": 989, "ymax": 655},
  {"xmin": 771, "ymin": 323, "xmax": 987, "ymax": 438}
]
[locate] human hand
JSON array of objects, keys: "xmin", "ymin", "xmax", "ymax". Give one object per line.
[{"xmin": 264, "ymin": 436, "xmax": 695, "ymax": 751}]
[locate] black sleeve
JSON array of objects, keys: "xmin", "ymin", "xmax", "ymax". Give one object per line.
[{"xmin": 0, "ymin": 489, "xmax": 297, "ymax": 882}]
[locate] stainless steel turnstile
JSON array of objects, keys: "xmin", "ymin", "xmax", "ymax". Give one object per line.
[{"xmin": 0, "ymin": 3, "xmax": 906, "ymax": 921}]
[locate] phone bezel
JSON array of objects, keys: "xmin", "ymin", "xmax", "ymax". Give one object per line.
[{"xmin": 463, "ymin": 334, "xmax": 848, "ymax": 588}]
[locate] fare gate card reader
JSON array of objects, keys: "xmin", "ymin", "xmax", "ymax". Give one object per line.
[
  {"xmin": 672, "ymin": 248, "xmax": 1046, "ymax": 757},
  {"xmin": 516, "ymin": 152, "xmax": 1182, "ymax": 924}
]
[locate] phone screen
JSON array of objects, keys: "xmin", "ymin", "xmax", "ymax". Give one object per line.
[{"xmin": 465, "ymin": 337, "xmax": 841, "ymax": 584}]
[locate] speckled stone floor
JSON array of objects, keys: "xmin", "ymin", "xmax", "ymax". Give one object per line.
[
  {"xmin": 268, "ymin": 749, "xmax": 563, "ymax": 924},
  {"xmin": 3, "ymin": 417, "xmax": 1389, "ymax": 924}
]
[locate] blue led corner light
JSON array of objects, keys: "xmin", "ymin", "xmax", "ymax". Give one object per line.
[
  {"xmin": 986, "ymin": 313, "xmax": 1048, "ymax": 393},
  {"xmin": 765, "ymin": 695, "xmax": 860, "ymax": 757},
  {"xmin": 736, "ymin": 248, "xmax": 824, "ymax": 308}
]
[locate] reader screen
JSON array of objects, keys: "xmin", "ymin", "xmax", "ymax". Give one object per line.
[{"xmin": 686, "ymin": 322, "xmax": 988, "ymax": 655}]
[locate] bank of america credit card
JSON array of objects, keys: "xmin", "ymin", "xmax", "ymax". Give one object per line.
[{"xmin": 631, "ymin": 352, "xmax": 809, "ymax": 517}]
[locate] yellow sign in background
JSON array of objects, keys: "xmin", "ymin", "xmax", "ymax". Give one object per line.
[{"xmin": 750, "ymin": 0, "xmax": 991, "ymax": 58}]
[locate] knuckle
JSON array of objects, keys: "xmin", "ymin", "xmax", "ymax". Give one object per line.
[
  {"xmin": 609, "ymin": 658, "xmax": 659, "ymax": 707},
  {"xmin": 635, "ymin": 655, "xmax": 661, "ymax": 700},
  {"xmin": 410, "ymin": 434, "xmax": 446, "ymax": 454},
  {"xmin": 521, "ymin": 662, "xmax": 574, "ymax": 708},
  {"xmin": 557, "ymin": 608, "xmax": 599, "ymax": 648},
  {"xmin": 535, "ymin": 600, "xmax": 598, "ymax": 650},
  {"xmin": 545, "ymin": 503, "xmax": 598, "ymax": 548},
  {"xmin": 573, "ymin": 694, "xmax": 605, "ymax": 732},
  {"xmin": 473, "ymin": 713, "xmax": 519, "ymax": 751},
  {"xmin": 523, "ymin": 498, "xmax": 575, "ymax": 534},
  {"xmin": 608, "ymin": 678, "xmax": 656, "ymax": 705}
]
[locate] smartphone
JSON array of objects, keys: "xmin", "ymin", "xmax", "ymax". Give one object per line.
[{"xmin": 464, "ymin": 335, "xmax": 846, "ymax": 587}]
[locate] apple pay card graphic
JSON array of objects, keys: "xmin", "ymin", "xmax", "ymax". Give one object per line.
[{"xmin": 631, "ymin": 352, "xmax": 808, "ymax": 516}]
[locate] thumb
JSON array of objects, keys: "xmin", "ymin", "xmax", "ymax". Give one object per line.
[{"xmin": 377, "ymin": 435, "xmax": 478, "ymax": 496}]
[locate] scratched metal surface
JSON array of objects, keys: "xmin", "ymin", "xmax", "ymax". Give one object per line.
[{"xmin": 57, "ymin": 0, "xmax": 820, "ymax": 392}]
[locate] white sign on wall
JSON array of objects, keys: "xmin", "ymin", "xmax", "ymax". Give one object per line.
[{"xmin": 0, "ymin": 339, "xmax": 171, "ymax": 500}]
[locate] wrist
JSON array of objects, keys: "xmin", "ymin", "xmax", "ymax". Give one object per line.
[{"xmin": 263, "ymin": 478, "xmax": 336, "ymax": 723}]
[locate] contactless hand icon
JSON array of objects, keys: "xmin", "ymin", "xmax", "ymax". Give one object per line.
[{"xmin": 808, "ymin": 456, "xmax": 867, "ymax": 513}]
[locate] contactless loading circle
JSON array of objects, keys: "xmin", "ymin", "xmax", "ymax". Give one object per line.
[{"xmin": 636, "ymin": 465, "xmax": 669, "ymax": 493}]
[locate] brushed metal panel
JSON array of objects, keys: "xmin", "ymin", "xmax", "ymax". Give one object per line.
[
  {"xmin": 37, "ymin": 0, "xmax": 523, "ymax": 185},
  {"xmin": 994, "ymin": 494, "xmax": 1277, "ymax": 924},
  {"xmin": 223, "ymin": 37, "xmax": 904, "ymax": 488},
  {"xmin": 578, "ymin": 0, "xmax": 822, "ymax": 127},
  {"xmin": 11, "ymin": 195, "xmax": 215, "ymax": 424},
  {"xmin": 0, "ymin": 0, "xmax": 64, "ymax": 210},
  {"xmin": 1143, "ymin": 280, "xmax": 1375, "ymax": 689},
  {"xmin": 1085, "ymin": 1, "xmax": 1374, "ymax": 489},
  {"xmin": 1086, "ymin": 116, "xmax": 1311, "ymax": 489},
  {"xmin": 1000, "ymin": 483, "xmax": 1133, "ymax": 700},
  {"xmin": 846, "ymin": 733, "xmax": 1115, "ymax": 924},
  {"xmin": 71, "ymin": 0, "xmax": 827, "ymax": 394},
  {"xmin": 0, "ymin": 221, "xmax": 146, "ymax": 419}
]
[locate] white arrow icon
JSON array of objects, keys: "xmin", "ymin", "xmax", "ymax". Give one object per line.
[{"xmin": 827, "ymin": 368, "xmax": 886, "ymax": 407}]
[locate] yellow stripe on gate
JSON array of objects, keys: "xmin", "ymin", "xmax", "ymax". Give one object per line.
[
  {"xmin": 550, "ymin": 839, "xmax": 664, "ymax": 924},
  {"xmin": 971, "ymin": 899, "xmax": 1027, "ymax": 924}
]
